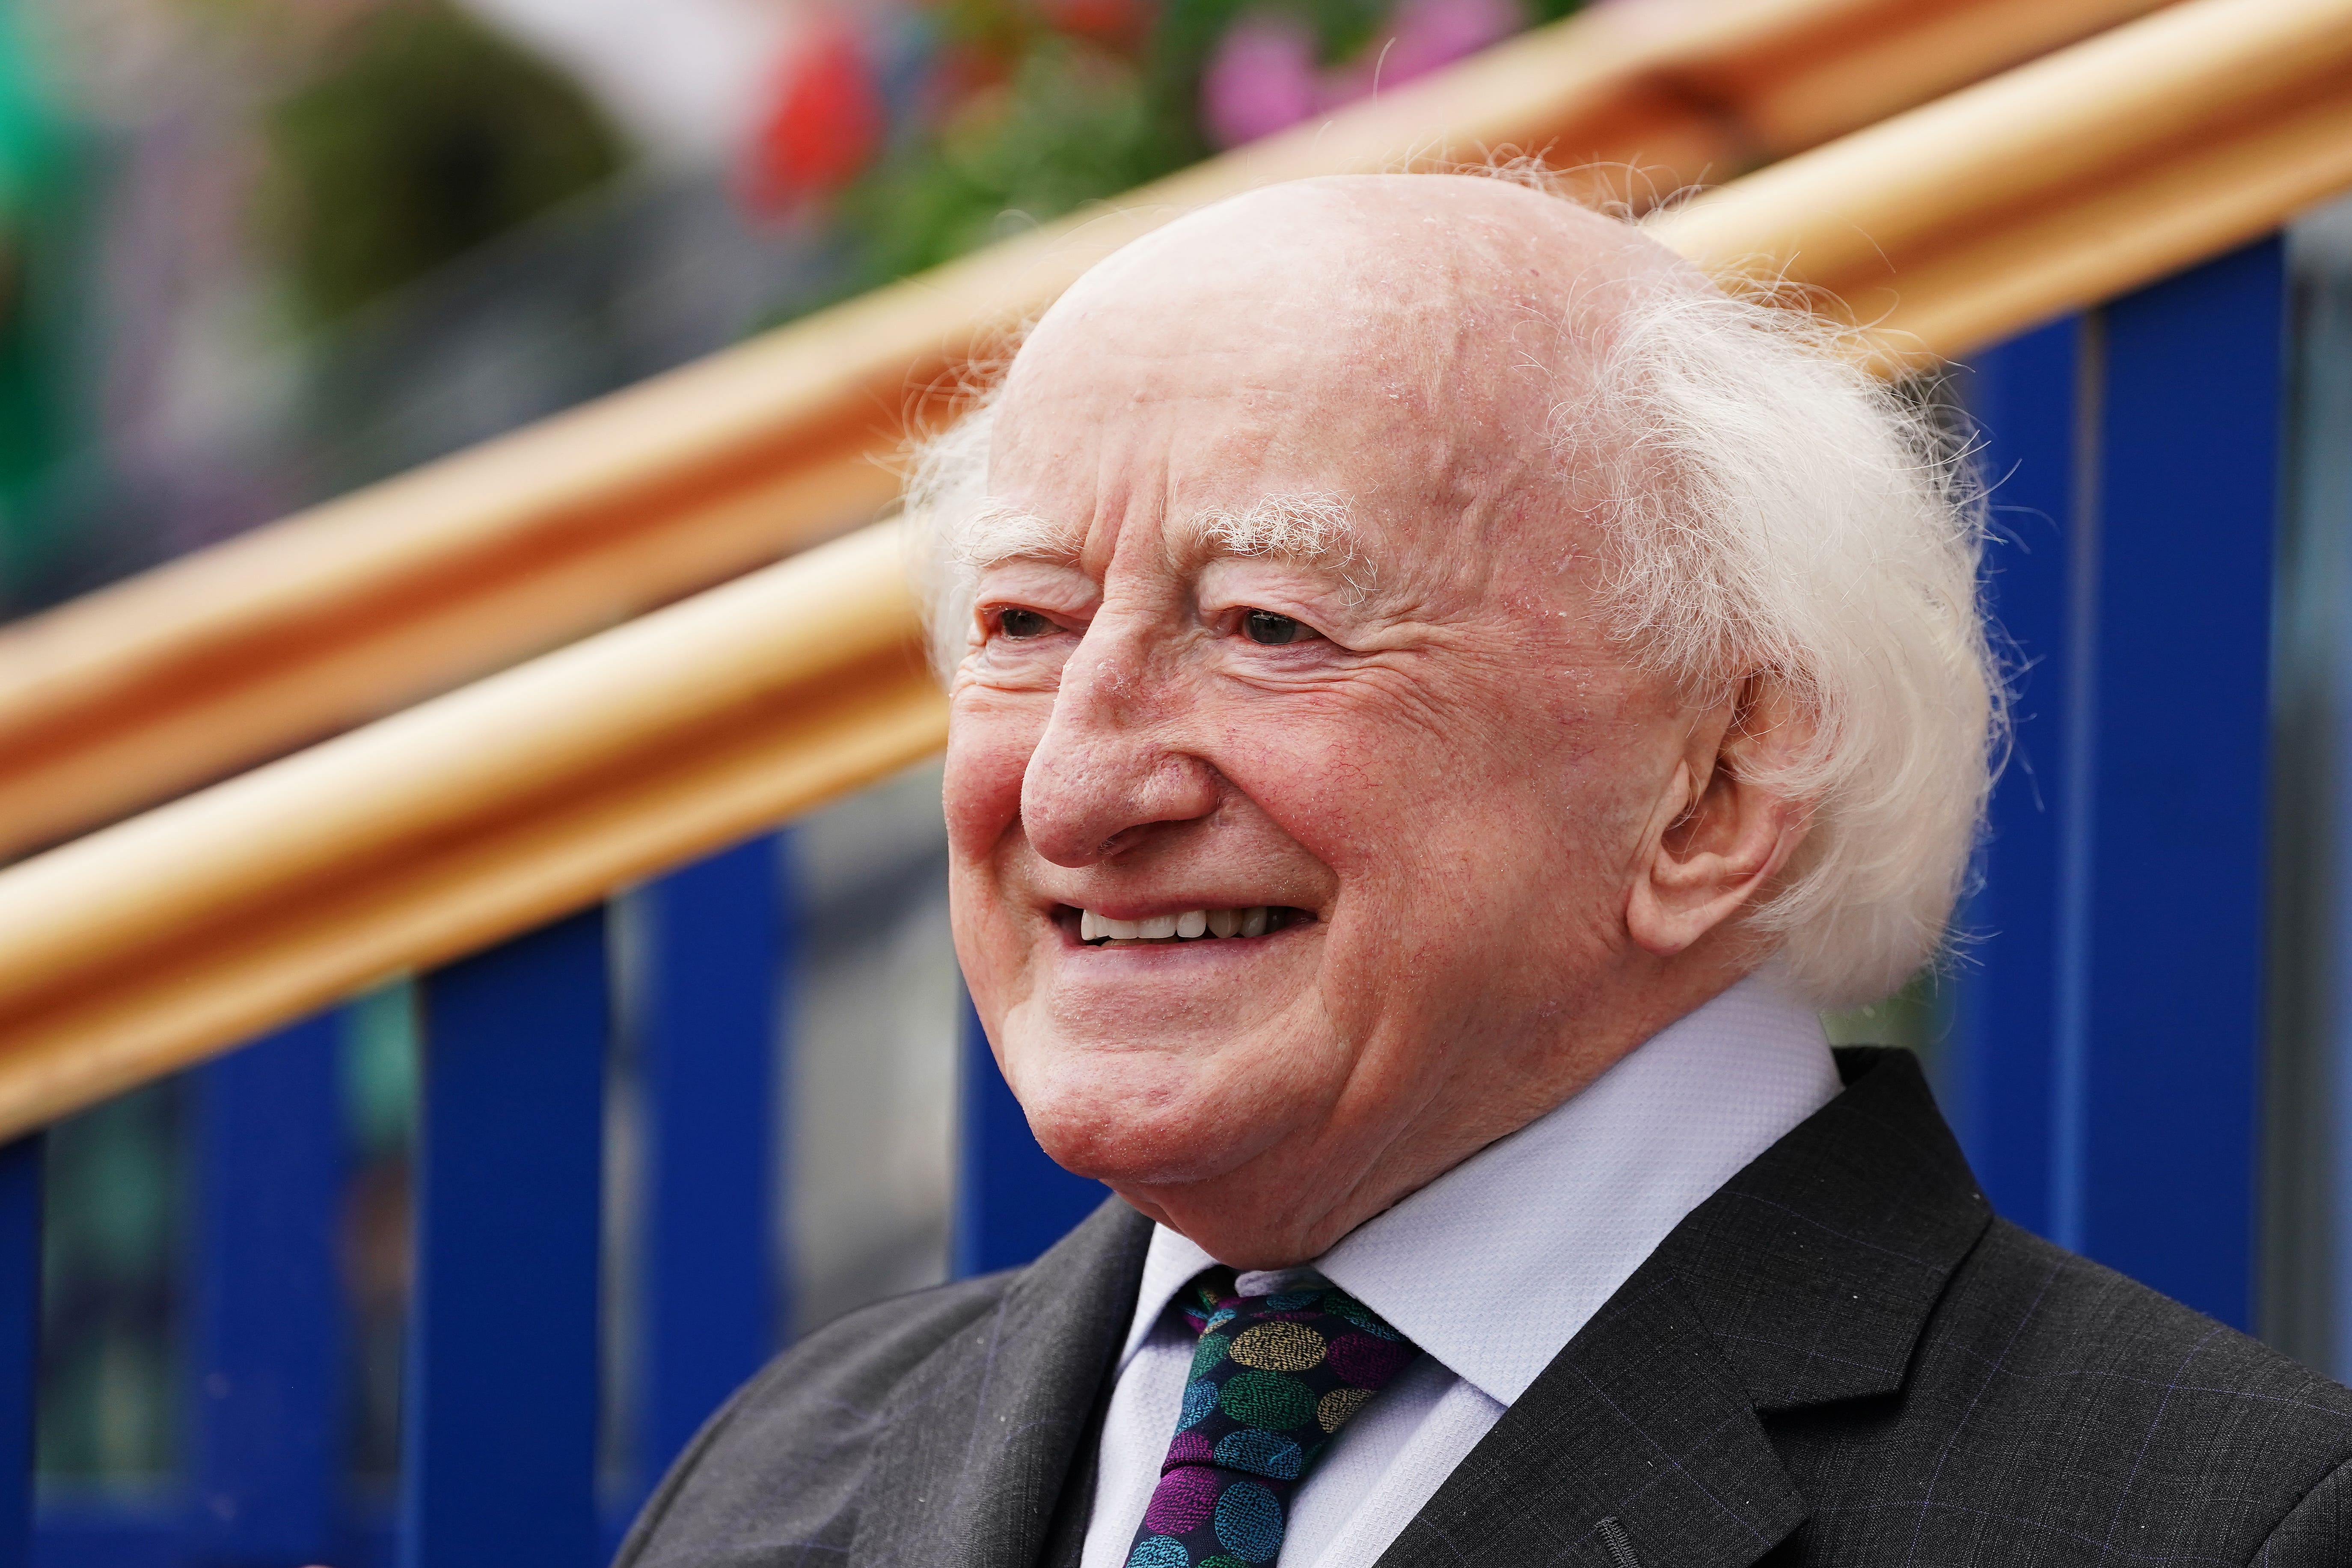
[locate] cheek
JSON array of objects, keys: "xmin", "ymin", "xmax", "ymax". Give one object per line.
[
  {"xmin": 1197, "ymin": 722, "xmax": 1382, "ymax": 888},
  {"xmin": 943, "ymin": 690, "xmax": 1046, "ymax": 860},
  {"xmin": 944, "ymin": 698, "xmax": 1051, "ymax": 1030},
  {"xmin": 1205, "ymin": 692, "xmax": 1509, "ymax": 870},
  {"xmin": 1220, "ymin": 679, "xmax": 1646, "ymax": 930}
]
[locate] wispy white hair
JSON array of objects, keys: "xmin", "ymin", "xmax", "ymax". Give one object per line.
[
  {"xmin": 1562, "ymin": 279, "xmax": 1998, "ymax": 1007},
  {"xmin": 905, "ymin": 235, "xmax": 1998, "ymax": 1011},
  {"xmin": 908, "ymin": 405, "xmax": 1003, "ymax": 678}
]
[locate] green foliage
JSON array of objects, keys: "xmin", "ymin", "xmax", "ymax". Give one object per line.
[
  {"xmin": 262, "ymin": 0, "xmax": 624, "ymax": 326},
  {"xmin": 832, "ymin": 0, "xmax": 1394, "ymax": 294},
  {"xmin": 0, "ymin": 0, "xmax": 86, "ymax": 595},
  {"xmin": 841, "ymin": 37, "xmax": 1167, "ymax": 288},
  {"xmin": 829, "ymin": 0, "xmax": 1578, "ymax": 297}
]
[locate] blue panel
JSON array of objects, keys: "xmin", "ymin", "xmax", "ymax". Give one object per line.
[
  {"xmin": 954, "ymin": 997, "xmax": 1104, "ymax": 1277},
  {"xmin": 186, "ymin": 1014, "xmax": 344, "ymax": 1564},
  {"xmin": 0, "ymin": 1136, "xmax": 39, "ymax": 1568},
  {"xmin": 636, "ymin": 834, "xmax": 787, "ymax": 1483},
  {"xmin": 2069, "ymin": 238, "xmax": 2285, "ymax": 1327},
  {"xmin": 33, "ymin": 1505, "xmax": 178, "ymax": 1568},
  {"xmin": 33, "ymin": 1509, "xmax": 394, "ymax": 1568},
  {"xmin": 1954, "ymin": 316, "xmax": 2086, "ymax": 1236},
  {"xmin": 404, "ymin": 909, "xmax": 608, "ymax": 1568}
]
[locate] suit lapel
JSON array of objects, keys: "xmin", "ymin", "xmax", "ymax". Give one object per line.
[
  {"xmin": 1381, "ymin": 1259, "xmax": 1806, "ymax": 1568},
  {"xmin": 1378, "ymin": 1047, "xmax": 1991, "ymax": 1568},
  {"xmin": 851, "ymin": 1197, "xmax": 1152, "ymax": 1568},
  {"xmin": 1671, "ymin": 1047, "xmax": 1993, "ymax": 1415}
]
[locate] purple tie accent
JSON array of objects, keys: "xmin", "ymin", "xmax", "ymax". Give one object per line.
[{"xmin": 1123, "ymin": 1268, "xmax": 1418, "ymax": 1568}]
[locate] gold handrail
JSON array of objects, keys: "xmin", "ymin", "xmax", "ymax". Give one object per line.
[
  {"xmin": 0, "ymin": 0, "xmax": 2170, "ymax": 864},
  {"xmin": 0, "ymin": 0, "xmax": 2346, "ymax": 1140},
  {"xmin": 1659, "ymin": 0, "xmax": 2352, "ymax": 366}
]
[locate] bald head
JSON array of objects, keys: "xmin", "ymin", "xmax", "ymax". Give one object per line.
[
  {"xmin": 992, "ymin": 176, "xmax": 1699, "ymax": 562},
  {"xmin": 1024, "ymin": 173, "xmax": 1698, "ymax": 383}
]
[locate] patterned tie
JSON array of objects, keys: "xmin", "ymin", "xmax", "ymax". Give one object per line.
[{"xmin": 1124, "ymin": 1268, "xmax": 1419, "ymax": 1568}]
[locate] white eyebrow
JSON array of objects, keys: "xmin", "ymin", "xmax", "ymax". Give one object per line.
[
  {"xmin": 1179, "ymin": 493, "xmax": 1357, "ymax": 566},
  {"xmin": 952, "ymin": 491, "xmax": 1363, "ymax": 580},
  {"xmin": 953, "ymin": 499, "xmax": 1083, "ymax": 573}
]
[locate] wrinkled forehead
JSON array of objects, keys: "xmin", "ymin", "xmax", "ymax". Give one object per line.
[
  {"xmin": 1001, "ymin": 184, "xmax": 1589, "ymax": 442},
  {"xmin": 986, "ymin": 178, "xmax": 1684, "ymax": 543},
  {"xmin": 991, "ymin": 202, "xmax": 1568, "ymax": 567}
]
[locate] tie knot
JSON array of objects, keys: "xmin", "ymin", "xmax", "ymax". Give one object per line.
[
  {"xmin": 1124, "ymin": 1269, "xmax": 1420, "ymax": 1567},
  {"xmin": 1176, "ymin": 1273, "xmax": 1417, "ymax": 1414}
]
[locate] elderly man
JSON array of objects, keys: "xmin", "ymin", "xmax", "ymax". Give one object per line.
[{"xmin": 619, "ymin": 176, "xmax": 2352, "ymax": 1566}]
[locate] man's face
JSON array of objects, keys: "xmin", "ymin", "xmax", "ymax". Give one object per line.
[{"xmin": 942, "ymin": 181, "xmax": 1705, "ymax": 1259}]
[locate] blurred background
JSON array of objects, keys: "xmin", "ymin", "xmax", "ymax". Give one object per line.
[
  {"xmin": 0, "ymin": 0, "xmax": 1569, "ymax": 1520},
  {"xmin": 0, "ymin": 0, "xmax": 1557, "ymax": 617}
]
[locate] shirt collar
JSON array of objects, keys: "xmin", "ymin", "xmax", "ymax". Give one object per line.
[{"xmin": 1114, "ymin": 972, "xmax": 1842, "ymax": 1403}]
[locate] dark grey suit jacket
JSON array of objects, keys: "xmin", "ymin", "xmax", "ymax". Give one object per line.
[{"xmin": 616, "ymin": 1048, "xmax": 2352, "ymax": 1565}]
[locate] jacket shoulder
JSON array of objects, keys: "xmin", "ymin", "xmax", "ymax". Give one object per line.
[
  {"xmin": 2260, "ymin": 1454, "xmax": 2352, "ymax": 1564},
  {"xmin": 1941, "ymin": 1219, "xmax": 2351, "ymax": 1437},
  {"xmin": 615, "ymin": 1272, "xmax": 1016, "ymax": 1568},
  {"xmin": 1775, "ymin": 1218, "xmax": 2352, "ymax": 1563}
]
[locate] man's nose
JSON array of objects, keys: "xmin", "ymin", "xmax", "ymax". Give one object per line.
[{"xmin": 1021, "ymin": 621, "xmax": 1219, "ymax": 867}]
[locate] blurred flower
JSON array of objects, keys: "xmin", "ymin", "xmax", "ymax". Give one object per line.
[
  {"xmin": 1200, "ymin": 15, "xmax": 1314, "ymax": 149},
  {"xmin": 1363, "ymin": 0, "xmax": 1521, "ymax": 84},
  {"xmin": 743, "ymin": 14, "xmax": 887, "ymax": 214},
  {"xmin": 1201, "ymin": 0, "xmax": 1521, "ymax": 150}
]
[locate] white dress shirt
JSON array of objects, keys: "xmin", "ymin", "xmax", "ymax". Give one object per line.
[{"xmin": 1077, "ymin": 973, "xmax": 1843, "ymax": 1568}]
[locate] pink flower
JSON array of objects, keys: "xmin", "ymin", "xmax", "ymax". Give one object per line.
[
  {"xmin": 1367, "ymin": 0, "xmax": 1522, "ymax": 86},
  {"xmin": 1201, "ymin": 15, "xmax": 1319, "ymax": 149},
  {"xmin": 1201, "ymin": 0, "xmax": 1523, "ymax": 150}
]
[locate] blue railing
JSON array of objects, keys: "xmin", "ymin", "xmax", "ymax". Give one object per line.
[
  {"xmin": 0, "ymin": 804, "xmax": 1104, "ymax": 1568},
  {"xmin": 0, "ymin": 226, "xmax": 2330, "ymax": 1566},
  {"xmin": 1954, "ymin": 236, "xmax": 2286, "ymax": 1332}
]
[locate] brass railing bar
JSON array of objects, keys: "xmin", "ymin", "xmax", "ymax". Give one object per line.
[
  {"xmin": 1649, "ymin": 0, "xmax": 2352, "ymax": 360},
  {"xmin": 0, "ymin": 526, "xmax": 943, "ymax": 1137}
]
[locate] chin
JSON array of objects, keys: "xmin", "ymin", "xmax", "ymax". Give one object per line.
[{"xmin": 1007, "ymin": 1033, "xmax": 1301, "ymax": 1188}]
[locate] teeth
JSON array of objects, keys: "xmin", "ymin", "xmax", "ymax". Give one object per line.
[{"xmin": 1077, "ymin": 907, "xmax": 1282, "ymax": 944}]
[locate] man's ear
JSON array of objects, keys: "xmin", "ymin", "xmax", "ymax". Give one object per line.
[{"xmin": 1625, "ymin": 675, "xmax": 1814, "ymax": 959}]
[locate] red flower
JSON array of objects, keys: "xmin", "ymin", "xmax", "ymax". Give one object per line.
[
  {"xmin": 1035, "ymin": 0, "xmax": 1152, "ymax": 49},
  {"xmin": 744, "ymin": 17, "xmax": 888, "ymax": 213}
]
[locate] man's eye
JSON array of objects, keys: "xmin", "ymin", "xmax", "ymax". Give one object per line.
[
  {"xmin": 1243, "ymin": 609, "xmax": 1319, "ymax": 645},
  {"xmin": 997, "ymin": 609, "xmax": 1055, "ymax": 639}
]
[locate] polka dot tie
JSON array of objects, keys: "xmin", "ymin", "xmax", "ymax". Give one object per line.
[{"xmin": 1123, "ymin": 1268, "xmax": 1418, "ymax": 1568}]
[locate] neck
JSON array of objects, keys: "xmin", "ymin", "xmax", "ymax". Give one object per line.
[{"xmin": 1117, "ymin": 953, "xmax": 1762, "ymax": 1268}]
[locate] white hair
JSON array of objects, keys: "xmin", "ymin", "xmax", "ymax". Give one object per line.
[
  {"xmin": 1562, "ymin": 279, "xmax": 1998, "ymax": 1007},
  {"xmin": 905, "ymin": 229, "xmax": 1998, "ymax": 1011},
  {"xmin": 908, "ymin": 405, "xmax": 1003, "ymax": 679}
]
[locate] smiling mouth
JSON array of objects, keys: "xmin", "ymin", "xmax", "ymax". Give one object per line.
[{"xmin": 1064, "ymin": 906, "xmax": 1307, "ymax": 946}]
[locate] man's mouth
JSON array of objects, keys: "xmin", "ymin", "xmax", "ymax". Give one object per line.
[{"xmin": 1069, "ymin": 906, "xmax": 1305, "ymax": 946}]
